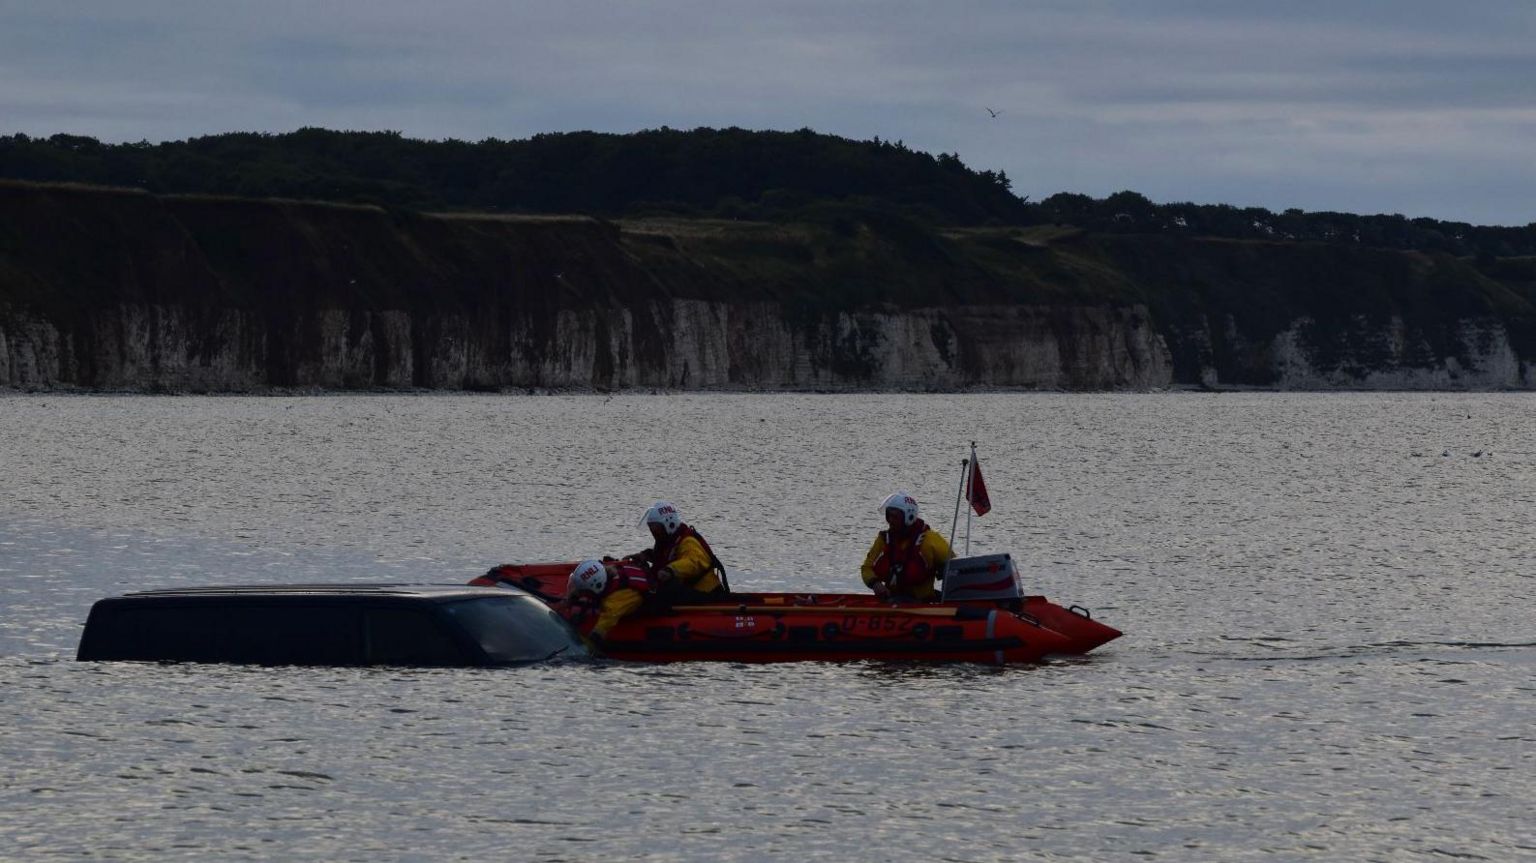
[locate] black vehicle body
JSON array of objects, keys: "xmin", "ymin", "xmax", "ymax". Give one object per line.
[{"xmin": 76, "ymin": 584, "xmax": 584, "ymax": 666}]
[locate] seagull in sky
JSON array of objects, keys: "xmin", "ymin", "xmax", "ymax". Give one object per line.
[{"xmin": 985, "ymin": 107, "xmax": 1000, "ymax": 118}]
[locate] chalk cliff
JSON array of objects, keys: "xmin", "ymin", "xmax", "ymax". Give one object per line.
[
  {"xmin": 0, "ymin": 301, "xmax": 1174, "ymax": 391},
  {"xmin": 2, "ymin": 181, "xmax": 1532, "ymax": 391}
]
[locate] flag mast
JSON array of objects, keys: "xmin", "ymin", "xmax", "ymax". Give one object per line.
[
  {"xmin": 949, "ymin": 451, "xmax": 970, "ymax": 549},
  {"xmin": 965, "ymin": 441, "xmax": 977, "ymax": 555}
]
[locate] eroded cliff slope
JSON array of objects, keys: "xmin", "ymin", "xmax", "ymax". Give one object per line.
[{"xmin": 2, "ymin": 181, "xmax": 1532, "ymax": 391}]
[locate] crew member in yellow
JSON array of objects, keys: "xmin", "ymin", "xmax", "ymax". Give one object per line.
[
  {"xmin": 562, "ymin": 558, "xmax": 657, "ymax": 645},
  {"xmin": 633, "ymin": 501, "xmax": 729, "ymax": 601},
  {"xmin": 861, "ymin": 491, "xmax": 953, "ymax": 601}
]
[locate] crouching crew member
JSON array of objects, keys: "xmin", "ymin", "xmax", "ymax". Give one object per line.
[
  {"xmin": 634, "ymin": 500, "xmax": 729, "ymax": 601},
  {"xmin": 563, "ymin": 558, "xmax": 657, "ymax": 646},
  {"xmin": 861, "ymin": 491, "xmax": 952, "ymax": 601}
]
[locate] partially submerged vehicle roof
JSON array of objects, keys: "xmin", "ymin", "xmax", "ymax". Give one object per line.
[
  {"xmin": 78, "ymin": 582, "xmax": 581, "ymax": 666},
  {"xmin": 115, "ymin": 583, "xmax": 524, "ymax": 600}
]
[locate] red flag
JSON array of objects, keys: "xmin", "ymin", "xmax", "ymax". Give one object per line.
[{"xmin": 967, "ymin": 456, "xmax": 991, "ymax": 516}]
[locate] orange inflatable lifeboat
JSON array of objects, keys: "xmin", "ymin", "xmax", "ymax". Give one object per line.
[{"xmin": 471, "ymin": 554, "xmax": 1121, "ymax": 665}]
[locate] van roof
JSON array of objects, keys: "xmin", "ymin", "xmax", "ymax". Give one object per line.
[{"xmin": 119, "ymin": 584, "xmax": 518, "ymax": 601}]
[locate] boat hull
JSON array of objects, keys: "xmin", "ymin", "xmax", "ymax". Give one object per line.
[{"xmin": 472, "ymin": 563, "xmax": 1122, "ymax": 664}]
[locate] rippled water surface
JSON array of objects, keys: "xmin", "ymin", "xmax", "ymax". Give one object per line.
[{"xmin": 2, "ymin": 393, "xmax": 1533, "ymax": 861}]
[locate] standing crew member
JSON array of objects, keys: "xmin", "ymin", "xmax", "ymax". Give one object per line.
[
  {"xmin": 861, "ymin": 491, "xmax": 952, "ymax": 601},
  {"xmin": 634, "ymin": 501, "xmax": 728, "ymax": 601},
  {"xmin": 562, "ymin": 558, "xmax": 657, "ymax": 645}
]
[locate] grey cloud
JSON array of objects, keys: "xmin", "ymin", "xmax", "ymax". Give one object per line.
[{"xmin": 1, "ymin": 0, "xmax": 1532, "ymax": 223}]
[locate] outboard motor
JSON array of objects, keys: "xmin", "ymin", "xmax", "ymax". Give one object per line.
[{"xmin": 941, "ymin": 553, "xmax": 1023, "ymax": 601}]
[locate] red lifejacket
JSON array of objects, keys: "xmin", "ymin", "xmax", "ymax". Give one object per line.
[
  {"xmin": 871, "ymin": 518, "xmax": 934, "ymax": 590},
  {"xmin": 602, "ymin": 562, "xmax": 656, "ymax": 597},
  {"xmin": 566, "ymin": 562, "xmax": 654, "ymax": 624}
]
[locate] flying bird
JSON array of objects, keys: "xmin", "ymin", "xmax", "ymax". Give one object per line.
[{"xmin": 986, "ymin": 107, "xmax": 1001, "ymax": 118}]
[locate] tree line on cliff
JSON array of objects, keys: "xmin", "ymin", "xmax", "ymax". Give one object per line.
[
  {"xmin": 3, "ymin": 126, "xmax": 1534, "ymax": 259},
  {"xmin": 0, "ymin": 127, "xmax": 1023, "ymax": 225}
]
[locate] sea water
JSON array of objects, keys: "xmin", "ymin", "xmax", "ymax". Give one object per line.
[{"xmin": 1, "ymin": 393, "xmax": 1532, "ymax": 861}]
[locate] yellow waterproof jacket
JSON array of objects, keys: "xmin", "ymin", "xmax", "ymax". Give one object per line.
[
  {"xmin": 591, "ymin": 587, "xmax": 646, "ymax": 639},
  {"xmin": 662, "ymin": 533, "xmax": 723, "ymax": 594},
  {"xmin": 860, "ymin": 526, "xmax": 952, "ymax": 601}
]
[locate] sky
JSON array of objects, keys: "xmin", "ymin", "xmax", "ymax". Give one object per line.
[{"xmin": 2, "ymin": 1, "xmax": 1534, "ymax": 226}]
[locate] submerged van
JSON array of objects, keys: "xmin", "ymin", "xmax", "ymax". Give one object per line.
[{"xmin": 76, "ymin": 584, "xmax": 585, "ymax": 666}]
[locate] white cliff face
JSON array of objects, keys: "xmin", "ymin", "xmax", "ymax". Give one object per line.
[
  {"xmin": 486, "ymin": 301, "xmax": 1173, "ymax": 391},
  {"xmin": 81, "ymin": 306, "xmax": 265, "ymax": 391},
  {"xmin": 3, "ymin": 300, "xmax": 1530, "ymax": 392},
  {"xmin": 0, "ymin": 311, "xmax": 64, "ymax": 387},
  {"xmin": 270, "ymin": 309, "xmax": 412, "ymax": 388},
  {"xmin": 1266, "ymin": 316, "xmax": 1531, "ymax": 390}
]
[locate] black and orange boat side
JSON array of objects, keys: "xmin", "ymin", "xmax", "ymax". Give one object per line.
[{"xmin": 471, "ymin": 561, "xmax": 1121, "ymax": 665}]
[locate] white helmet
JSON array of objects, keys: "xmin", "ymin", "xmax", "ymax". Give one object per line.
[
  {"xmin": 567, "ymin": 559, "xmax": 608, "ymax": 597},
  {"xmin": 640, "ymin": 501, "xmax": 682, "ymax": 535},
  {"xmin": 881, "ymin": 491, "xmax": 919, "ymax": 527}
]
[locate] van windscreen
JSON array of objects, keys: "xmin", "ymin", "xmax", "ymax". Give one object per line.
[{"xmin": 439, "ymin": 596, "xmax": 582, "ymax": 662}]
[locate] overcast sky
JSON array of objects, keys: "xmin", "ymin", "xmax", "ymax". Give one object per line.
[{"xmin": 3, "ymin": 1, "xmax": 1533, "ymax": 225}]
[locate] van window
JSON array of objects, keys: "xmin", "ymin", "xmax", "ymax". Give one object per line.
[
  {"xmin": 91, "ymin": 605, "xmax": 363, "ymax": 664},
  {"xmin": 440, "ymin": 596, "xmax": 581, "ymax": 663},
  {"xmin": 221, "ymin": 605, "xmax": 362, "ymax": 664},
  {"xmin": 365, "ymin": 608, "xmax": 467, "ymax": 665}
]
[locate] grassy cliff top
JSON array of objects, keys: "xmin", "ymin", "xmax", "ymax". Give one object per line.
[{"xmin": 6, "ymin": 127, "xmax": 1533, "ymax": 260}]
